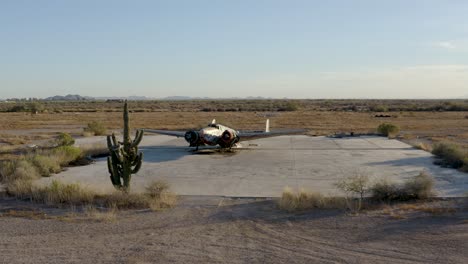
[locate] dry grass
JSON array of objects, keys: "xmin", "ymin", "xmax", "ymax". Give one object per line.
[
  {"xmin": 100, "ymin": 191, "xmax": 151, "ymax": 209},
  {"xmin": 32, "ymin": 180, "xmax": 96, "ymax": 205},
  {"xmin": 84, "ymin": 205, "xmax": 118, "ymax": 222},
  {"xmin": 380, "ymin": 203, "xmax": 457, "ymax": 219},
  {"xmin": 145, "ymin": 181, "xmax": 178, "ymax": 210},
  {"xmin": 82, "ymin": 131, "xmax": 95, "ymax": 137},
  {"xmin": 4, "ymin": 176, "xmax": 177, "ymax": 211},
  {"xmin": 101, "ymin": 180, "xmax": 177, "ymax": 210},
  {"xmin": 79, "ymin": 142, "xmax": 109, "ymax": 157},
  {"xmin": 0, "ymin": 206, "xmax": 118, "ymax": 222},
  {"xmin": 279, "ymin": 187, "xmax": 347, "ymax": 212},
  {"xmin": 5, "ymin": 178, "xmax": 34, "ymax": 199},
  {"xmin": 0, "ymin": 209, "xmax": 50, "ymax": 220},
  {"xmin": 414, "ymin": 142, "xmax": 432, "ymax": 152},
  {"xmin": 0, "ymin": 109, "xmax": 467, "ymax": 148}
]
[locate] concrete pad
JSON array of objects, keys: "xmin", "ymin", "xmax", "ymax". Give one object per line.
[{"xmin": 40, "ymin": 135, "xmax": 468, "ymax": 197}]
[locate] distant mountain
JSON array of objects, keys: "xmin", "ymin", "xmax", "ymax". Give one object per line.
[
  {"xmin": 45, "ymin": 94, "xmax": 92, "ymax": 101},
  {"xmin": 34, "ymin": 94, "xmax": 276, "ymax": 101},
  {"xmin": 160, "ymin": 96, "xmax": 212, "ymax": 100},
  {"xmin": 94, "ymin": 96, "xmax": 155, "ymax": 101},
  {"xmin": 159, "ymin": 96, "xmax": 272, "ymax": 100}
]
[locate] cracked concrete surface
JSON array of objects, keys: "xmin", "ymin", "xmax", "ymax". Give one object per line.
[{"xmin": 39, "ymin": 135, "xmax": 468, "ymax": 197}]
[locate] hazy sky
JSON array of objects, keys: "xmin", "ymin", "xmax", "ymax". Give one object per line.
[{"xmin": 1, "ymin": 0, "xmax": 468, "ymax": 99}]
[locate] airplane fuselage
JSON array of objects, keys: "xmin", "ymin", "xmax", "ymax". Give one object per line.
[
  {"xmin": 144, "ymin": 118, "xmax": 272, "ymax": 150},
  {"xmin": 184, "ymin": 123, "xmax": 239, "ymax": 149}
]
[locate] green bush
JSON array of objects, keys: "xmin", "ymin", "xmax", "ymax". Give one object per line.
[
  {"xmin": 279, "ymin": 101, "xmax": 300, "ymax": 111},
  {"xmin": 370, "ymin": 105, "xmax": 388, "ymax": 112},
  {"xmin": 7, "ymin": 104, "xmax": 27, "ymax": 112},
  {"xmin": 377, "ymin": 123, "xmax": 400, "ymax": 137},
  {"xmin": 52, "ymin": 146, "xmax": 83, "ymax": 165},
  {"xmin": 431, "ymin": 142, "xmax": 466, "ymax": 169},
  {"xmin": 84, "ymin": 121, "xmax": 107, "ymax": 136},
  {"xmin": 28, "ymin": 102, "xmax": 45, "ymax": 114},
  {"xmin": 55, "ymin": 132, "xmax": 75, "ymax": 146}
]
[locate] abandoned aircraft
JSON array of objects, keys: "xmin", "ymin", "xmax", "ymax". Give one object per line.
[{"xmin": 144, "ymin": 119, "xmax": 295, "ymax": 150}]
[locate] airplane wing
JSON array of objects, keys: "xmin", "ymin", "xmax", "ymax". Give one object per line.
[
  {"xmin": 237, "ymin": 119, "xmax": 306, "ymax": 139},
  {"xmin": 238, "ymin": 129, "xmax": 306, "ymax": 139},
  {"xmin": 143, "ymin": 129, "xmax": 186, "ymax": 137}
]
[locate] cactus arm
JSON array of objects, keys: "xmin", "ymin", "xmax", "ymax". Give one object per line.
[
  {"xmin": 131, "ymin": 151, "xmax": 142, "ymax": 166},
  {"xmin": 131, "ymin": 152, "xmax": 143, "ymax": 174},
  {"xmin": 110, "ymin": 149, "xmax": 123, "ymax": 163},
  {"xmin": 112, "ymin": 133, "xmax": 117, "ymax": 145},
  {"xmin": 106, "ymin": 135, "xmax": 114, "ymax": 149},
  {"xmin": 107, "ymin": 156, "xmax": 122, "ymax": 187},
  {"xmin": 131, "ymin": 129, "xmax": 144, "ymax": 148},
  {"xmin": 107, "ymin": 156, "xmax": 114, "ymax": 175}
]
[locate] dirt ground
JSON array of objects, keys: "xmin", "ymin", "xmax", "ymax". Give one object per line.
[
  {"xmin": 1, "ymin": 110, "xmax": 467, "ymax": 156},
  {"xmin": 0, "ymin": 197, "xmax": 467, "ymax": 264}
]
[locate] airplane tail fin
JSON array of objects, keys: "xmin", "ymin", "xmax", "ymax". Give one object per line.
[{"xmin": 265, "ymin": 119, "xmax": 270, "ymax": 133}]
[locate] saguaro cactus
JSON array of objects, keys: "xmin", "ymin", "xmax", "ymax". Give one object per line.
[{"xmin": 106, "ymin": 101, "xmax": 144, "ymax": 191}]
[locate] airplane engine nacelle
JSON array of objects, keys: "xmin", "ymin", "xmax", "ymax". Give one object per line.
[
  {"xmin": 221, "ymin": 130, "xmax": 234, "ymax": 143},
  {"xmin": 184, "ymin": 130, "xmax": 199, "ymax": 146}
]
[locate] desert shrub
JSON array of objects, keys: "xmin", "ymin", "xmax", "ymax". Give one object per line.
[
  {"xmin": 278, "ymin": 187, "xmax": 346, "ymax": 212},
  {"xmin": 51, "ymin": 146, "xmax": 83, "ymax": 165},
  {"xmin": 371, "ymin": 172, "xmax": 434, "ymax": 201},
  {"xmin": 370, "ymin": 179, "xmax": 401, "ymax": 201},
  {"xmin": 28, "ymin": 102, "xmax": 45, "ymax": 114},
  {"xmin": 5, "ymin": 178, "xmax": 34, "ymax": 198},
  {"xmin": 1, "ymin": 159, "xmax": 40, "ymax": 198},
  {"xmin": 55, "ymin": 132, "xmax": 75, "ymax": 146},
  {"xmin": 370, "ymin": 105, "xmax": 388, "ymax": 112},
  {"xmin": 403, "ymin": 171, "xmax": 434, "ymax": 199},
  {"xmin": 336, "ymin": 172, "xmax": 371, "ymax": 211},
  {"xmin": 280, "ymin": 101, "xmax": 300, "ymax": 111},
  {"xmin": 431, "ymin": 142, "xmax": 466, "ymax": 169},
  {"xmin": 28, "ymin": 154, "xmax": 61, "ymax": 177},
  {"xmin": 84, "ymin": 121, "xmax": 107, "ymax": 136},
  {"xmin": 7, "ymin": 104, "xmax": 27, "ymax": 112},
  {"xmin": 335, "ymin": 172, "xmax": 370, "ymax": 199},
  {"xmin": 377, "ymin": 123, "xmax": 400, "ymax": 138},
  {"xmin": 0, "ymin": 160, "xmax": 19, "ymax": 183},
  {"xmin": 10, "ymin": 160, "xmax": 41, "ymax": 181}
]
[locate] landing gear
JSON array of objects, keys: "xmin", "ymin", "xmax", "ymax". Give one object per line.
[{"xmin": 229, "ymin": 136, "xmax": 240, "ymax": 149}]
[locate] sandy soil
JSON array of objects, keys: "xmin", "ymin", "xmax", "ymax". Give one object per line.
[{"xmin": 0, "ymin": 198, "xmax": 467, "ymax": 264}]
